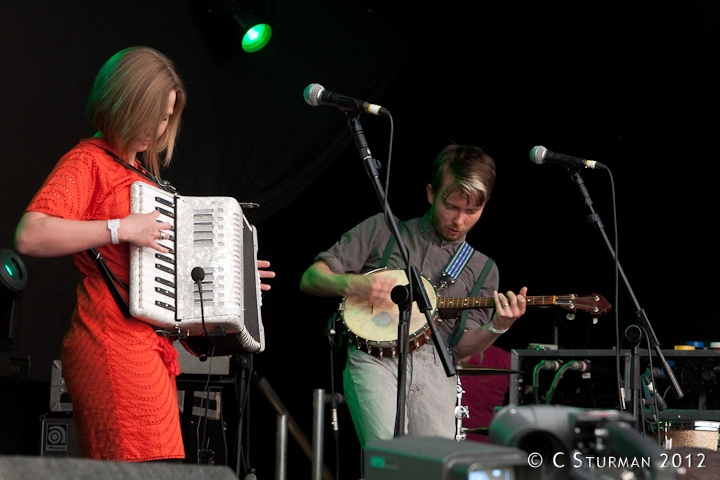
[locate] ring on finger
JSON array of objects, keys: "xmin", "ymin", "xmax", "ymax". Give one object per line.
[
  {"xmin": 501, "ymin": 303, "xmax": 510, "ymax": 307},
  {"xmin": 160, "ymin": 232, "xmax": 165, "ymax": 241}
]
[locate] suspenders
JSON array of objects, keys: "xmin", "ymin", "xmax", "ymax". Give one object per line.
[
  {"xmin": 378, "ymin": 221, "xmax": 403, "ymax": 268},
  {"xmin": 447, "ymin": 258, "xmax": 495, "ymax": 347},
  {"xmin": 378, "ymin": 223, "xmax": 495, "ymax": 347}
]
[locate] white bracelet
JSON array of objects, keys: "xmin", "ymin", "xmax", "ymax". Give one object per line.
[
  {"xmin": 107, "ymin": 219, "xmax": 120, "ymax": 245},
  {"xmin": 486, "ymin": 320, "xmax": 509, "ymax": 335}
]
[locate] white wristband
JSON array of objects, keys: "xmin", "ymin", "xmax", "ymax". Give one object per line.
[
  {"xmin": 108, "ymin": 219, "xmax": 120, "ymax": 245},
  {"xmin": 486, "ymin": 320, "xmax": 509, "ymax": 335}
]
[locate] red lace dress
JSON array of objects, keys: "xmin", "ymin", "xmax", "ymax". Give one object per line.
[{"xmin": 26, "ymin": 138, "xmax": 184, "ymax": 461}]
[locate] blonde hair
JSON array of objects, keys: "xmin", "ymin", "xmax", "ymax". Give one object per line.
[
  {"xmin": 431, "ymin": 144, "xmax": 496, "ymax": 207},
  {"xmin": 87, "ymin": 46, "xmax": 186, "ymax": 177}
]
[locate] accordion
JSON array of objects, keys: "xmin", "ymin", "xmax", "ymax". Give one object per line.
[{"xmin": 129, "ymin": 181, "xmax": 264, "ymax": 356}]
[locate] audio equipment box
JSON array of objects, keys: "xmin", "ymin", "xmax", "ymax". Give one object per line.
[{"xmin": 509, "ymin": 348, "xmax": 720, "ymax": 410}]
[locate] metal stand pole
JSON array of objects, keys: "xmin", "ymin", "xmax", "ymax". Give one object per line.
[
  {"xmin": 275, "ymin": 413, "xmax": 287, "ymax": 480},
  {"xmin": 312, "ymin": 389, "xmax": 326, "ymax": 480},
  {"xmin": 252, "ymin": 372, "xmax": 334, "ymax": 480}
]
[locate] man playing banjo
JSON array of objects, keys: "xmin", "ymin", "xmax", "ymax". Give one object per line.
[{"xmin": 299, "ymin": 143, "xmax": 527, "ymax": 446}]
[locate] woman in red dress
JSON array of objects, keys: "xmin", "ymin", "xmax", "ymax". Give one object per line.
[{"xmin": 16, "ymin": 46, "xmax": 193, "ymax": 461}]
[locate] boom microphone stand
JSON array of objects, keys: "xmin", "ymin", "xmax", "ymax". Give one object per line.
[
  {"xmin": 345, "ymin": 114, "xmax": 456, "ymax": 438},
  {"xmin": 567, "ymin": 169, "xmax": 683, "ymax": 407}
]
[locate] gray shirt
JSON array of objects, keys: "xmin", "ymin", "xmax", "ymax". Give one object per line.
[{"xmin": 316, "ymin": 211, "xmax": 499, "ymax": 341}]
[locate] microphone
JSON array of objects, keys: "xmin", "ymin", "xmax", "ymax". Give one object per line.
[
  {"xmin": 325, "ymin": 392, "xmax": 345, "ymax": 441},
  {"xmin": 191, "ymin": 266, "xmax": 205, "ymax": 283},
  {"xmin": 324, "ymin": 392, "xmax": 345, "ymax": 442},
  {"xmin": 530, "ymin": 145, "xmax": 606, "ymax": 170},
  {"xmin": 303, "ymin": 83, "xmax": 390, "ymax": 116},
  {"xmin": 330, "ymin": 405, "xmax": 339, "ymax": 439},
  {"xmin": 191, "ymin": 266, "xmax": 210, "ymax": 352}
]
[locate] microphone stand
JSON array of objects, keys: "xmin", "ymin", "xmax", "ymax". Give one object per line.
[
  {"xmin": 346, "ymin": 115, "xmax": 456, "ymax": 439},
  {"xmin": 624, "ymin": 325, "xmax": 644, "ymax": 427},
  {"xmin": 389, "ymin": 282, "xmax": 412, "ymax": 436},
  {"xmin": 567, "ymin": 170, "xmax": 683, "ymax": 402}
]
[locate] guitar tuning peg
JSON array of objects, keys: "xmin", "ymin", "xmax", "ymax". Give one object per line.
[
  {"xmin": 566, "ymin": 313, "xmax": 576, "ymax": 321},
  {"xmin": 592, "ymin": 317, "xmax": 599, "ymax": 324}
]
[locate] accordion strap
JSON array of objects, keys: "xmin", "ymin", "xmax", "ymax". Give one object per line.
[
  {"xmin": 88, "ymin": 248, "xmax": 131, "ymax": 318},
  {"xmin": 99, "ymin": 147, "xmax": 177, "ymax": 194},
  {"xmin": 87, "ymin": 147, "xmax": 173, "ymax": 322}
]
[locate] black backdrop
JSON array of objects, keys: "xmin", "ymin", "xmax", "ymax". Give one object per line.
[{"xmin": 1, "ymin": 1, "xmax": 719, "ymax": 478}]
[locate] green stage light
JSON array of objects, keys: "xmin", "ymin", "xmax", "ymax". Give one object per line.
[
  {"xmin": 1, "ymin": 249, "xmax": 27, "ymax": 293},
  {"xmin": 241, "ymin": 22, "xmax": 272, "ymax": 53},
  {"xmin": 1, "ymin": 249, "xmax": 27, "ymax": 351},
  {"xmin": 234, "ymin": 12, "xmax": 272, "ymax": 53},
  {"xmin": 205, "ymin": 1, "xmax": 273, "ymax": 53}
]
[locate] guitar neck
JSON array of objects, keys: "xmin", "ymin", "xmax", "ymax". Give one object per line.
[{"xmin": 436, "ymin": 295, "xmax": 558, "ymax": 310}]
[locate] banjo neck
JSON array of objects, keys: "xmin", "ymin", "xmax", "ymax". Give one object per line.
[
  {"xmin": 437, "ymin": 295, "xmax": 560, "ymax": 310},
  {"xmin": 437, "ymin": 293, "xmax": 611, "ymax": 318}
]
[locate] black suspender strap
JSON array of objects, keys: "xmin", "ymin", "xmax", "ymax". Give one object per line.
[{"xmin": 447, "ymin": 258, "xmax": 495, "ymax": 347}]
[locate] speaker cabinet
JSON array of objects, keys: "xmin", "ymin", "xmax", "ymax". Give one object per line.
[{"xmin": 40, "ymin": 415, "xmax": 80, "ymax": 458}]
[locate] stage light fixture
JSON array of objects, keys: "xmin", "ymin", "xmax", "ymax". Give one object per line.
[
  {"xmin": 363, "ymin": 436, "xmax": 539, "ymax": 480},
  {"xmin": 1, "ymin": 248, "xmax": 28, "ymax": 351},
  {"xmin": 205, "ymin": 0, "xmax": 273, "ymax": 53},
  {"xmin": 490, "ymin": 405, "xmax": 678, "ymax": 480},
  {"xmin": 232, "ymin": 10, "xmax": 272, "ymax": 53}
]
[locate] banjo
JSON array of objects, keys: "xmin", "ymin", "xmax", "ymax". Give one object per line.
[{"xmin": 341, "ymin": 269, "xmax": 611, "ymax": 358}]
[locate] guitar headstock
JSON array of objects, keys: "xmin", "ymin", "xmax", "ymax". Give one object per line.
[{"xmin": 555, "ymin": 294, "xmax": 612, "ymax": 318}]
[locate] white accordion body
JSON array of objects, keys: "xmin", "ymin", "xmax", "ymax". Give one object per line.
[{"xmin": 129, "ymin": 181, "xmax": 264, "ymax": 353}]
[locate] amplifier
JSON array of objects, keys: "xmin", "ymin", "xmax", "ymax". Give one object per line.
[
  {"xmin": 40, "ymin": 415, "xmax": 80, "ymax": 457},
  {"xmin": 175, "ymin": 344, "xmax": 231, "ymax": 376},
  {"xmin": 509, "ymin": 348, "xmax": 720, "ymax": 410},
  {"xmin": 510, "ymin": 348, "xmax": 621, "ymax": 408}
]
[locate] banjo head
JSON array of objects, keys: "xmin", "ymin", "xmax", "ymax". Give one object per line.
[{"xmin": 342, "ymin": 269, "xmax": 438, "ymax": 349}]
